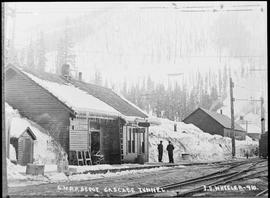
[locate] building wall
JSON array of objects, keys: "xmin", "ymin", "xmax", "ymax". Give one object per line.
[
  {"xmin": 101, "ymin": 119, "xmax": 121, "ymax": 164},
  {"xmin": 247, "ymin": 133, "xmax": 261, "ymax": 140},
  {"xmin": 122, "ymin": 125, "xmax": 149, "ymax": 163},
  {"xmin": 6, "ymin": 72, "xmax": 71, "ymax": 153},
  {"xmin": 183, "ymin": 109, "xmax": 224, "ymax": 136},
  {"xmin": 68, "ymin": 117, "xmax": 122, "ymax": 165},
  {"xmin": 223, "ymin": 128, "xmax": 246, "ymax": 140}
]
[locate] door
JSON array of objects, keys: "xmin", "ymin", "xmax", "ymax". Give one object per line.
[
  {"xmin": 91, "ymin": 131, "xmax": 100, "ymax": 154},
  {"xmin": 22, "ymin": 138, "xmax": 32, "ymax": 165}
]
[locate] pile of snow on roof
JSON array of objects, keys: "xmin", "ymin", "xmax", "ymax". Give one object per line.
[{"xmin": 23, "ymin": 71, "xmax": 122, "ymax": 116}]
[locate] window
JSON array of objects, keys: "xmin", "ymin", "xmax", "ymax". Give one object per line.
[
  {"xmin": 132, "ymin": 128, "xmax": 136, "ymax": 153},
  {"xmin": 89, "ymin": 121, "xmax": 100, "ymax": 131},
  {"xmin": 89, "ymin": 120, "xmax": 101, "ymax": 154},
  {"xmin": 128, "ymin": 128, "xmax": 132, "ymax": 153},
  {"xmin": 127, "ymin": 127, "xmax": 136, "ymax": 153},
  {"xmin": 141, "ymin": 128, "xmax": 145, "ymax": 153}
]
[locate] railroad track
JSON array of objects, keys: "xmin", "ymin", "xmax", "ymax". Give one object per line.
[
  {"xmin": 122, "ymin": 158, "xmax": 267, "ymax": 197},
  {"xmin": 256, "ymin": 189, "xmax": 268, "ymax": 196}
]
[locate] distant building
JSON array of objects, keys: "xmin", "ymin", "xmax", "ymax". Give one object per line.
[
  {"xmin": 236, "ymin": 113, "xmax": 262, "ymax": 141},
  {"xmin": 5, "ymin": 65, "xmax": 150, "ymax": 165},
  {"xmin": 183, "ymin": 107, "xmax": 246, "ymax": 140}
]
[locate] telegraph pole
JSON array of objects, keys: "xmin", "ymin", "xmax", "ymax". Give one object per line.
[
  {"xmin": 230, "ymin": 77, "xmax": 236, "ymax": 157},
  {"xmin": 261, "ymin": 97, "xmax": 265, "ymax": 134}
]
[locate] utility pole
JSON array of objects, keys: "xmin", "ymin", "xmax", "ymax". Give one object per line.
[
  {"xmin": 230, "ymin": 77, "xmax": 236, "ymax": 157},
  {"xmin": 261, "ymin": 97, "xmax": 265, "ymax": 134}
]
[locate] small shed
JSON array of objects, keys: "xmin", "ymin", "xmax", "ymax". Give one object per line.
[{"xmin": 10, "ymin": 127, "xmax": 36, "ymax": 165}]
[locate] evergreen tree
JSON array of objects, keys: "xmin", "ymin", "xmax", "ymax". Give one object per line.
[
  {"xmin": 56, "ymin": 17, "xmax": 76, "ymax": 76},
  {"xmin": 26, "ymin": 39, "xmax": 35, "ymax": 69},
  {"xmin": 222, "ymin": 64, "xmax": 228, "ymax": 98},
  {"xmin": 94, "ymin": 70, "xmax": 103, "ymax": 86},
  {"xmin": 36, "ymin": 31, "xmax": 47, "ymax": 72},
  {"xmin": 18, "ymin": 47, "xmax": 27, "ymax": 67},
  {"xmin": 218, "ymin": 68, "xmax": 222, "ymax": 95}
]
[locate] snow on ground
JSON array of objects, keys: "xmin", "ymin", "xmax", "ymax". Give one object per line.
[
  {"xmin": 9, "ymin": 144, "xmax": 17, "ymax": 162},
  {"xmin": 5, "ymin": 102, "xmax": 61, "ymax": 164},
  {"xmin": 68, "ymin": 166, "xmax": 172, "ymax": 181},
  {"xmin": 148, "ymin": 116, "xmax": 258, "ymax": 163},
  {"xmin": 69, "ymin": 163, "xmax": 168, "ymax": 174},
  {"xmin": 7, "ymin": 155, "xmax": 177, "ymax": 187}
]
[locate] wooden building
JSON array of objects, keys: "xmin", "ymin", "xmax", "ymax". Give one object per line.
[
  {"xmin": 183, "ymin": 107, "xmax": 246, "ymax": 140},
  {"xmin": 5, "ymin": 65, "xmax": 150, "ymax": 165},
  {"xmin": 10, "ymin": 127, "xmax": 36, "ymax": 165}
]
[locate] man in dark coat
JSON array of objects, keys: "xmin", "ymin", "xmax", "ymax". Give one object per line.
[
  {"xmin": 167, "ymin": 141, "xmax": 174, "ymax": 163},
  {"xmin": 157, "ymin": 141, "xmax": 163, "ymax": 162}
]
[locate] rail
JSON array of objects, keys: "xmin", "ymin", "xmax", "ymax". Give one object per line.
[{"xmin": 121, "ymin": 158, "xmax": 267, "ymax": 197}]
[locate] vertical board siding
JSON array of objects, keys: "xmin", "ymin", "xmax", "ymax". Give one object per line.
[
  {"xmin": 184, "ymin": 109, "xmax": 224, "ymax": 136},
  {"xmin": 6, "ymin": 73, "xmax": 71, "ymax": 153},
  {"xmin": 17, "ymin": 132, "xmax": 34, "ymax": 165},
  {"xmin": 224, "ymin": 128, "xmax": 246, "ymax": 140}
]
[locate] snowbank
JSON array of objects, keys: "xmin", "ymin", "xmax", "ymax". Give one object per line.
[
  {"xmin": 148, "ymin": 116, "xmax": 258, "ymax": 163},
  {"xmin": 5, "ymin": 102, "xmax": 61, "ymax": 164},
  {"xmin": 7, "ymin": 158, "xmax": 26, "ymax": 180},
  {"xmin": 9, "ymin": 144, "xmax": 17, "ymax": 162}
]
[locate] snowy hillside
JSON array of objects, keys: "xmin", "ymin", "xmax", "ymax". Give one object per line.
[
  {"xmin": 148, "ymin": 116, "xmax": 258, "ymax": 163},
  {"xmin": 5, "ymin": 102, "xmax": 64, "ymax": 164}
]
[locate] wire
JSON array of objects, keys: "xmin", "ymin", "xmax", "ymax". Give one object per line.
[
  {"xmin": 234, "ymin": 85, "xmax": 265, "ymax": 93},
  {"xmin": 234, "ymin": 98, "xmax": 261, "ymax": 102},
  {"xmin": 12, "ymin": 3, "xmax": 265, "ymax": 14}
]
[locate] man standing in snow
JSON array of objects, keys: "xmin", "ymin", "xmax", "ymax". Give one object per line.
[
  {"xmin": 167, "ymin": 141, "xmax": 174, "ymax": 163},
  {"xmin": 157, "ymin": 141, "xmax": 163, "ymax": 162}
]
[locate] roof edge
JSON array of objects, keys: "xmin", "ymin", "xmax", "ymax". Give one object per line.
[{"xmin": 6, "ymin": 65, "xmax": 76, "ymax": 117}]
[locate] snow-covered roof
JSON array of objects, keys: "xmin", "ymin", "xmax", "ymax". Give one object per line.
[
  {"xmin": 7, "ymin": 65, "xmax": 148, "ymax": 120},
  {"xmin": 22, "ymin": 71, "xmax": 122, "ymax": 117},
  {"xmin": 184, "ymin": 107, "xmax": 245, "ymax": 131},
  {"xmin": 67, "ymin": 78, "xmax": 148, "ymax": 118},
  {"xmin": 201, "ymin": 108, "xmax": 245, "ymax": 131}
]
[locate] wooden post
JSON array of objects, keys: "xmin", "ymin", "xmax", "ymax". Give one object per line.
[
  {"xmin": 230, "ymin": 77, "xmax": 236, "ymax": 157},
  {"xmin": 261, "ymin": 97, "xmax": 265, "ymax": 134}
]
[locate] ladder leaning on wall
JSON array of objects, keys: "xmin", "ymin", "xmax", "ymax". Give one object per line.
[{"xmin": 76, "ymin": 150, "xmax": 92, "ymax": 165}]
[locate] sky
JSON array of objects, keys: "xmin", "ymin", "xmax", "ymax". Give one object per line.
[{"xmin": 4, "ymin": 1, "xmax": 267, "ymax": 88}]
